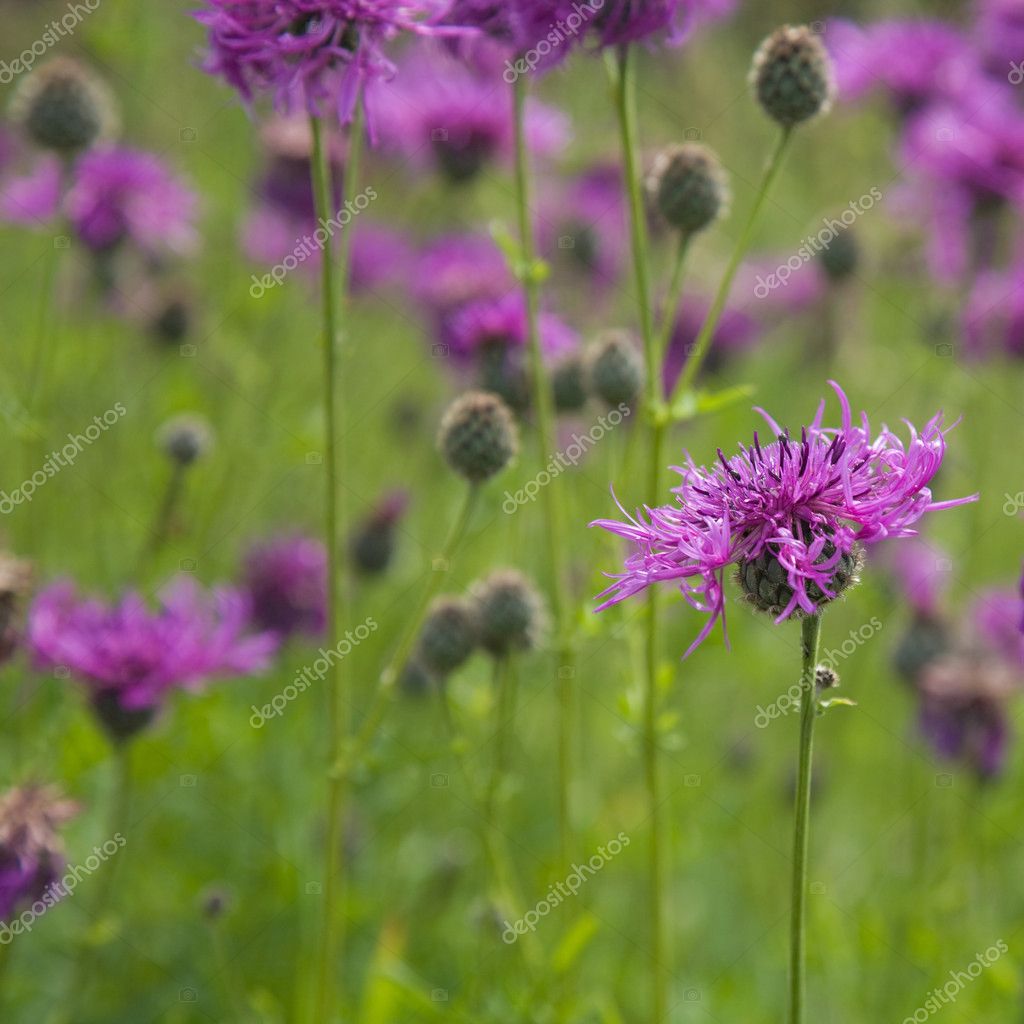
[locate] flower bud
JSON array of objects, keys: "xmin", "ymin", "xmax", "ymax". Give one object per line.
[
  {"xmin": 818, "ymin": 229, "xmax": 859, "ymax": 283},
  {"xmin": 438, "ymin": 391, "xmax": 518, "ymax": 484},
  {"xmin": 587, "ymin": 330, "xmax": 644, "ymax": 408},
  {"xmin": 157, "ymin": 414, "xmax": 214, "ymax": 467},
  {"xmin": 472, "ymin": 569, "xmax": 547, "ymax": 657},
  {"xmin": 750, "ymin": 26, "xmax": 835, "ymax": 128},
  {"xmin": 417, "ymin": 596, "xmax": 478, "ymax": 676},
  {"xmin": 551, "ymin": 352, "xmax": 588, "ymax": 413},
  {"xmin": 11, "ymin": 57, "xmax": 117, "ymax": 155},
  {"xmin": 647, "ymin": 143, "xmax": 729, "ymax": 235}
]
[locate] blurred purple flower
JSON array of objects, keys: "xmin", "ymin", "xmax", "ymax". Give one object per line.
[
  {"xmin": 661, "ymin": 295, "xmax": 760, "ymax": 396},
  {"xmin": 539, "ymin": 162, "xmax": 626, "ymax": 286},
  {"xmin": 375, "ymin": 43, "xmax": 569, "ymax": 182},
  {"xmin": 28, "ymin": 578, "xmax": 277, "ymax": 736},
  {"xmin": 962, "ymin": 262, "xmax": 1024, "ymax": 359},
  {"xmin": 195, "ymin": 0, "xmax": 463, "ymax": 131},
  {"xmin": 973, "ymin": 587, "xmax": 1024, "ymax": 668},
  {"xmin": 241, "ymin": 534, "xmax": 328, "ymax": 640},
  {"xmin": 0, "ymin": 785, "xmax": 78, "ymax": 923},
  {"xmin": 878, "ymin": 537, "xmax": 951, "ymax": 618},
  {"xmin": 440, "ymin": 0, "xmax": 578, "ymax": 69},
  {"xmin": 589, "ymin": 0, "xmax": 735, "ymax": 49},
  {"xmin": 592, "ymin": 381, "xmax": 977, "ymax": 656},
  {"xmin": 974, "ymin": 0, "xmax": 1024, "ymax": 74},
  {"xmin": 413, "ymin": 231, "xmax": 513, "ymax": 316}
]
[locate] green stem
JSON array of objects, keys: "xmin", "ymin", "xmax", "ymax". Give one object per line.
[
  {"xmin": 790, "ymin": 614, "xmax": 822, "ymax": 1024},
  {"xmin": 139, "ymin": 463, "xmax": 186, "ymax": 573},
  {"xmin": 309, "ymin": 107, "xmax": 354, "ymax": 1023},
  {"xmin": 670, "ymin": 128, "xmax": 793, "ymax": 408},
  {"xmin": 345, "ymin": 486, "xmax": 480, "ymax": 770},
  {"xmin": 484, "ymin": 657, "xmax": 517, "ymax": 823},
  {"xmin": 512, "ymin": 74, "xmax": 575, "ymax": 867},
  {"xmin": 656, "ymin": 232, "xmax": 692, "ymax": 371}
]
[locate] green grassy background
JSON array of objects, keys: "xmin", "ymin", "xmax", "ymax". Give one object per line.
[{"xmin": 0, "ymin": 0, "xmax": 1021, "ymax": 1020}]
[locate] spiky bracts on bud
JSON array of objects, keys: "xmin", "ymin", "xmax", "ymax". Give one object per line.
[
  {"xmin": 438, "ymin": 391, "xmax": 518, "ymax": 484},
  {"xmin": 10, "ymin": 57, "xmax": 117, "ymax": 155},
  {"xmin": 587, "ymin": 330, "xmax": 644, "ymax": 408},
  {"xmin": 472, "ymin": 570, "xmax": 548, "ymax": 657},
  {"xmin": 157, "ymin": 414, "xmax": 214, "ymax": 467},
  {"xmin": 737, "ymin": 541, "xmax": 862, "ymax": 619},
  {"xmin": 818, "ymin": 230, "xmax": 859, "ymax": 283},
  {"xmin": 551, "ymin": 352, "xmax": 588, "ymax": 413},
  {"xmin": 750, "ymin": 25, "xmax": 835, "ymax": 128},
  {"xmin": 647, "ymin": 143, "xmax": 730, "ymax": 235},
  {"xmin": 417, "ymin": 596, "xmax": 478, "ymax": 677}
]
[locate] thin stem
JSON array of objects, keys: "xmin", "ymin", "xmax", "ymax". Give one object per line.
[
  {"xmin": 655, "ymin": 232, "xmax": 692, "ymax": 374},
  {"xmin": 790, "ymin": 613, "xmax": 822, "ymax": 1024},
  {"xmin": 484, "ymin": 657, "xmax": 517, "ymax": 823},
  {"xmin": 512, "ymin": 74, "xmax": 575, "ymax": 867},
  {"xmin": 309, "ymin": 110, "xmax": 347, "ymax": 1024},
  {"xmin": 670, "ymin": 128, "xmax": 793, "ymax": 408},
  {"xmin": 346, "ymin": 486, "xmax": 480, "ymax": 769},
  {"xmin": 139, "ymin": 463, "xmax": 186, "ymax": 573}
]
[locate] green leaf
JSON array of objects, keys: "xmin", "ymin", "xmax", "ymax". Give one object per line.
[
  {"xmin": 552, "ymin": 912, "xmax": 599, "ymax": 974},
  {"xmin": 670, "ymin": 383, "xmax": 756, "ymax": 424}
]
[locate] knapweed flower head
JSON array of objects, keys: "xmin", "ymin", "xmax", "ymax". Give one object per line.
[
  {"xmin": 241, "ymin": 534, "xmax": 328, "ymax": 639},
  {"xmin": 975, "ymin": 0, "xmax": 1024, "ymax": 74},
  {"xmin": 589, "ymin": 0, "xmax": 736, "ymax": 49},
  {"xmin": 28, "ymin": 578, "xmax": 279, "ymax": 740},
  {"xmin": 440, "ymin": 0, "xmax": 578, "ymax": 69},
  {"xmin": 0, "ymin": 785, "xmax": 78, "ymax": 923},
  {"xmin": 972, "ymin": 587, "xmax": 1024, "ymax": 669},
  {"xmin": 750, "ymin": 25, "xmax": 835, "ymax": 128},
  {"xmin": 646, "ymin": 142, "xmax": 729, "ymax": 236},
  {"xmin": 471, "ymin": 569, "xmax": 547, "ymax": 656},
  {"xmin": 880, "ymin": 537, "xmax": 950, "ymax": 620},
  {"xmin": 962, "ymin": 263, "xmax": 1024, "ymax": 360},
  {"xmin": 375, "ymin": 43, "xmax": 569, "ymax": 184},
  {"xmin": 438, "ymin": 390, "xmax": 518, "ymax": 483},
  {"xmin": 158, "ymin": 413, "xmax": 214, "ymax": 467},
  {"xmin": 195, "ymin": 0, "xmax": 462, "ymax": 131},
  {"xmin": 417, "ymin": 595, "xmax": 478, "ymax": 676},
  {"xmin": 413, "ymin": 232, "xmax": 513, "ymax": 318},
  {"xmin": 587, "ymin": 329, "xmax": 644, "ymax": 408},
  {"xmin": 593, "ymin": 381, "xmax": 976, "ymax": 656},
  {"xmin": 350, "ymin": 490, "xmax": 409, "ymax": 575}
]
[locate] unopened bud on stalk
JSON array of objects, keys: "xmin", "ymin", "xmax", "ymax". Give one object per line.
[
  {"xmin": 417, "ymin": 596, "xmax": 478, "ymax": 676},
  {"xmin": 647, "ymin": 143, "xmax": 729, "ymax": 235},
  {"xmin": 438, "ymin": 391, "xmax": 518, "ymax": 484},
  {"xmin": 157, "ymin": 414, "xmax": 214, "ymax": 468},
  {"xmin": 750, "ymin": 26, "xmax": 835, "ymax": 128},
  {"xmin": 587, "ymin": 330, "xmax": 644, "ymax": 408},
  {"xmin": 472, "ymin": 569, "xmax": 547, "ymax": 657},
  {"xmin": 818, "ymin": 230, "xmax": 859, "ymax": 283}
]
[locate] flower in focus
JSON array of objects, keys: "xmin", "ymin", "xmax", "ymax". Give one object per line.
[
  {"xmin": 592, "ymin": 381, "xmax": 977, "ymax": 656},
  {"xmin": 28, "ymin": 578, "xmax": 278, "ymax": 741},
  {"xmin": 375, "ymin": 43, "xmax": 569, "ymax": 184},
  {"xmin": 0, "ymin": 785, "xmax": 78, "ymax": 923},
  {"xmin": 195, "ymin": 0, "xmax": 462, "ymax": 130},
  {"xmin": 241, "ymin": 535, "xmax": 328, "ymax": 640}
]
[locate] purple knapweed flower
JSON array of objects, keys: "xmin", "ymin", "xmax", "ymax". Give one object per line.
[
  {"xmin": 440, "ymin": 0, "xmax": 578, "ymax": 70},
  {"xmin": 375, "ymin": 43, "xmax": 569, "ymax": 183},
  {"xmin": 241, "ymin": 534, "xmax": 328, "ymax": 640},
  {"xmin": 539, "ymin": 162, "xmax": 626, "ymax": 286},
  {"xmin": 28, "ymin": 578, "xmax": 278, "ymax": 740},
  {"xmin": 413, "ymin": 232, "xmax": 513, "ymax": 317},
  {"xmin": 194, "ymin": 0, "xmax": 463, "ymax": 131},
  {"xmin": 0, "ymin": 785, "xmax": 78, "ymax": 923},
  {"xmin": 974, "ymin": 0, "xmax": 1024, "ymax": 75},
  {"xmin": 825, "ymin": 18, "xmax": 979, "ymax": 113},
  {"xmin": 973, "ymin": 587, "xmax": 1024, "ymax": 669},
  {"xmin": 589, "ymin": 0, "xmax": 735, "ymax": 49},
  {"xmin": 961, "ymin": 262, "xmax": 1024, "ymax": 359},
  {"xmin": 879, "ymin": 537, "xmax": 951, "ymax": 619},
  {"xmin": 592, "ymin": 381, "xmax": 977, "ymax": 656}
]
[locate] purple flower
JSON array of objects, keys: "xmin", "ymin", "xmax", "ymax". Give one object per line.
[
  {"xmin": 349, "ymin": 222, "xmax": 413, "ymax": 291},
  {"xmin": 918, "ymin": 653, "xmax": 1019, "ymax": 780},
  {"xmin": 539, "ymin": 162, "xmax": 626, "ymax": 286},
  {"xmin": 66, "ymin": 147, "xmax": 199, "ymax": 255},
  {"xmin": 0, "ymin": 785, "xmax": 78, "ymax": 923},
  {"xmin": 413, "ymin": 232, "xmax": 512, "ymax": 317},
  {"xmin": 972, "ymin": 587, "xmax": 1024, "ymax": 668},
  {"xmin": 592, "ymin": 381, "xmax": 977, "ymax": 656},
  {"xmin": 375, "ymin": 43, "xmax": 569, "ymax": 183},
  {"xmin": 440, "ymin": 0, "xmax": 577, "ymax": 68},
  {"xmin": 878, "ymin": 538, "xmax": 951, "ymax": 618},
  {"xmin": 589, "ymin": 0, "xmax": 735, "ymax": 49},
  {"xmin": 661, "ymin": 295, "xmax": 760, "ymax": 396},
  {"xmin": 194, "ymin": 0, "xmax": 462, "ymax": 131},
  {"xmin": 825, "ymin": 18, "xmax": 978, "ymax": 112},
  {"xmin": 974, "ymin": 0, "xmax": 1024, "ymax": 75},
  {"xmin": 444, "ymin": 291, "xmax": 577, "ymax": 364},
  {"xmin": 241, "ymin": 534, "xmax": 328, "ymax": 640},
  {"xmin": 28, "ymin": 578, "xmax": 277, "ymax": 738},
  {"xmin": 962, "ymin": 262, "xmax": 1024, "ymax": 359}
]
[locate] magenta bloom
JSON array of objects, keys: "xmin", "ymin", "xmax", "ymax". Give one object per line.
[
  {"xmin": 375, "ymin": 43, "xmax": 569, "ymax": 183},
  {"xmin": 590, "ymin": 0, "xmax": 735, "ymax": 48},
  {"xmin": 962, "ymin": 263, "xmax": 1024, "ymax": 359},
  {"xmin": 975, "ymin": 0, "xmax": 1024, "ymax": 74},
  {"xmin": 826, "ymin": 18, "xmax": 978, "ymax": 111},
  {"xmin": 0, "ymin": 786, "xmax": 78, "ymax": 923},
  {"xmin": 28, "ymin": 579, "xmax": 277, "ymax": 738},
  {"xmin": 973, "ymin": 588, "xmax": 1024, "ymax": 669},
  {"xmin": 241, "ymin": 534, "xmax": 328, "ymax": 640},
  {"xmin": 440, "ymin": 0, "xmax": 578, "ymax": 67},
  {"xmin": 880, "ymin": 538, "xmax": 951, "ymax": 619},
  {"xmin": 195, "ymin": 0, "xmax": 461, "ymax": 130},
  {"xmin": 593, "ymin": 381, "xmax": 977, "ymax": 656},
  {"xmin": 413, "ymin": 232, "xmax": 512, "ymax": 316},
  {"xmin": 539, "ymin": 162, "xmax": 626, "ymax": 286}
]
